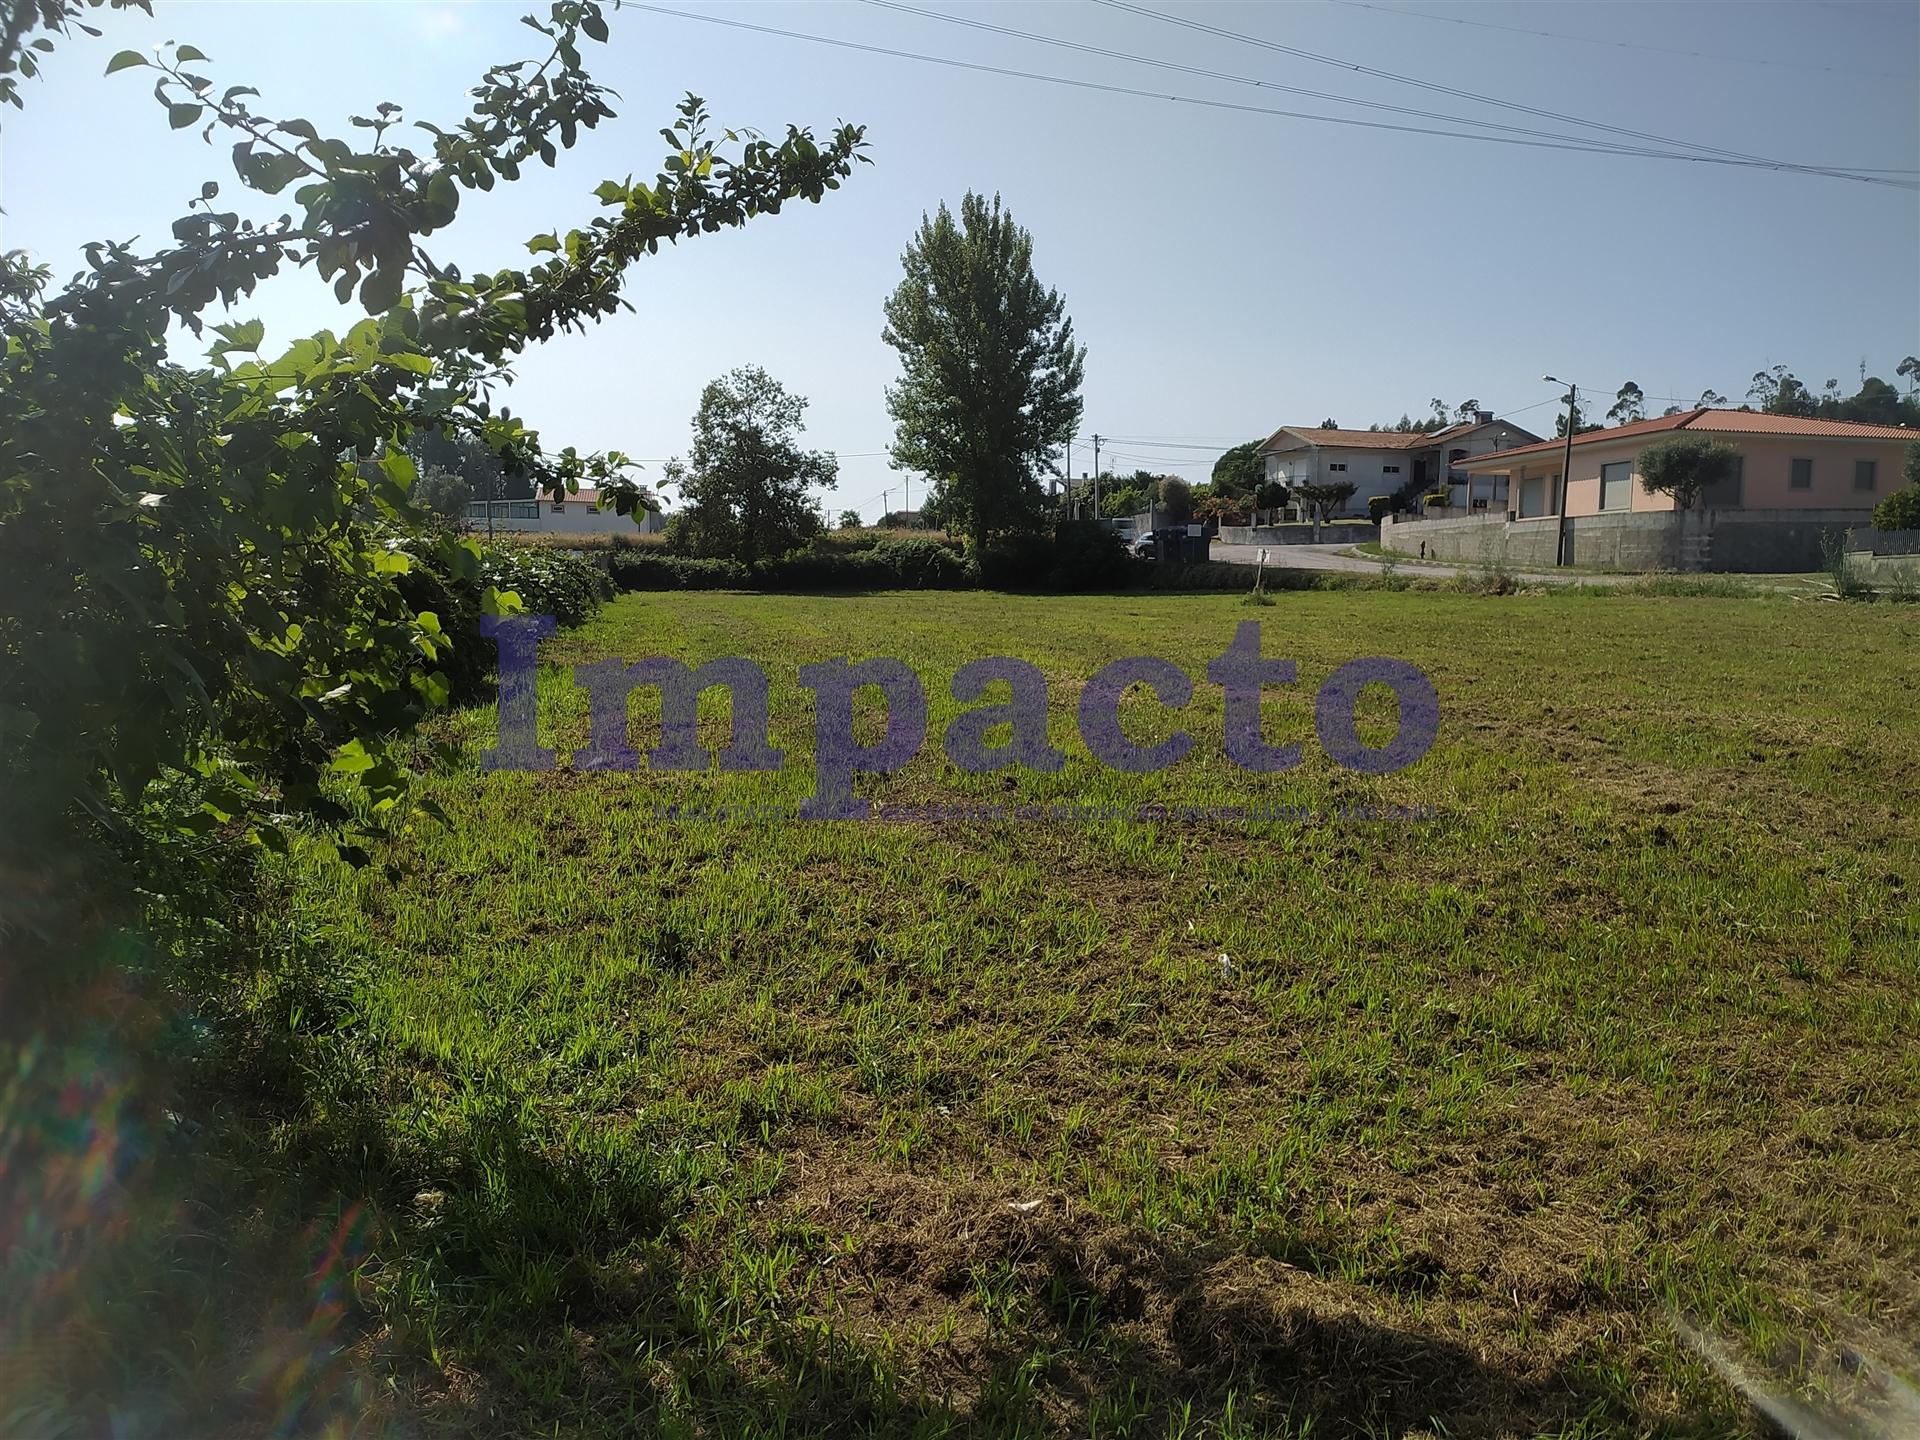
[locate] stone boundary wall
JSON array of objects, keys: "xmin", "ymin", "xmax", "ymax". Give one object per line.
[
  {"xmin": 1217, "ymin": 523, "xmax": 1378, "ymax": 547},
  {"xmin": 1379, "ymin": 509, "xmax": 1873, "ymax": 573}
]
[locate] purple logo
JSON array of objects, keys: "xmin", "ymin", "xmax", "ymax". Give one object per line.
[{"xmin": 479, "ymin": 617, "xmax": 1438, "ymax": 817}]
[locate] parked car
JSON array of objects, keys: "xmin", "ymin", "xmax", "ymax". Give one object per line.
[{"xmin": 1133, "ymin": 528, "xmax": 1207, "ymax": 561}]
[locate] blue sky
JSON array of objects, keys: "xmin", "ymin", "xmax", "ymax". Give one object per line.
[{"xmin": 4, "ymin": 1, "xmax": 1916, "ymax": 518}]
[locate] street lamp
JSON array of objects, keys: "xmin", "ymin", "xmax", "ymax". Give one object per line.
[{"xmin": 1544, "ymin": 374, "xmax": 1577, "ymax": 566}]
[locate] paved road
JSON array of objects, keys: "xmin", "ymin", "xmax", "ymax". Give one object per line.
[{"xmin": 1209, "ymin": 541, "xmax": 1637, "ymax": 587}]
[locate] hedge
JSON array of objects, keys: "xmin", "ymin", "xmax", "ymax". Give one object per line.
[{"xmin": 606, "ymin": 523, "xmax": 1144, "ymax": 594}]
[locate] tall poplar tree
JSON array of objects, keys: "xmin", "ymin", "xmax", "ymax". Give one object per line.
[{"xmin": 881, "ymin": 192, "xmax": 1084, "ymax": 553}]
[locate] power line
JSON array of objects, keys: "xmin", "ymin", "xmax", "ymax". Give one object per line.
[
  {"xmin": 854, "ymin": 0, "xmax": 1766, "ymax": 163},
  {"xmin": 1097, "ymin": 433, "xmax": 1255, "ymax": 443},
  {"xmin": 1097, "ymin": 439, "xmax": 1240, "ymax": 450},
  {"xmin": 1089, "ymin": 0, "xmax": 1916, "ymax": 184},
  {"xmin": 1102, "ymin": 450, "xmax": 1218, "ymax": 468},
  {"xmin": 627, "ymin": 4, "xmax": 1915, "ymax": 187},
  {"xmin": 1325, "ymin": 0, "xmax": 1910, "ymax": 82}
]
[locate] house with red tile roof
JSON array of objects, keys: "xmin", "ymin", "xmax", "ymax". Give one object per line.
[
  {"xmin": 1258, "ymin": 411, "xmax": 1541, "ymax": 517},
  {"xmin": 1386, "ymin": 409, "xmax": 1918, "ymax": 571},
  {"xmin": 1453, "ymin": 409, "xmax": 1917, "ymax": 520}
]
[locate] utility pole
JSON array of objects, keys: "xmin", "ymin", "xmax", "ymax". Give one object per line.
[
  {"xmin": 1545, "ymin": 376, "xmax": 1577, "ymax": 567},
  {"xmin": 903, "ymin": 473, "xmax": 911, "ymax": 525},
  {"xmin": 1063, "ymin": 437, "xmax": 1073, "ymax": 519},
  {"xmin": 1091, "ymin": 433, "xmax": 1103, "ymax": 523}
]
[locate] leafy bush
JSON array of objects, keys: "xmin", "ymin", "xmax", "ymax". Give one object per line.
[
  {"xmin": 608, "ymin": 523, "xmax": 1133, "ymax": 593},
  {"xmin": 1036, "ymin": 520, "xmax": 1138, "ymax": 590},
  {"xmin": 1872, "ymin": 484, "xmax": 1920, "ymax": 532},
  {"xmin": 1820, "ymin": 529, "xmax": 1869, "ymax": 600},
  {"xmin": 609, "ymin": 551, "xmax": 753, "ymax": 590},
  {"xmin": 1194, "ymin": 495, "xmax": 1249, "ymax": 526},
  {"xmin": 394, "ymin": 535, "xmax": 609, "ymax": 702},
  {"xmin": 976, "ymin": 531, "xmax": 1061, "ymax": 589},
  {"xmin": 483, "ymin": 546, "xmax": 610, "ymax": 629},
  {"xmin": 1368, "ymin": 495, "xmax": 1395, "ymax": 523},
  {"xmin": 1422, "ymin": 491, "xmax": 1450, "ymax": 511},
  {"xmin": 870, "ymin": 536, "xmax": 972, "ymax": 586}
]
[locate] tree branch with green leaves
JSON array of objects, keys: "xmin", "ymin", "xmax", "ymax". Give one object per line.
[{"xmin": 1, "ymin": 0, "xmax": 867, "ymax": 870}]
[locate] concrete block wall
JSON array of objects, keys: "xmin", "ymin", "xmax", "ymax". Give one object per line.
[
  {"xmin": 1845, "ymin": 551, "xmax": 1920, "ymax": 587},
  {"xmin": 1217, "ymin": 523, "xmax": 1379, "ymax": 547},
  {"xmin": 1380, "ymin": 509, "xmax": 1872, "ymax": 573},
  {"xmin": 1377, "ymin": 513, "xmax": 1562, "ymax": 568},
  {"xmin": 1694, "ymin": 510, "xmax": 1866, "ymax": 572}
]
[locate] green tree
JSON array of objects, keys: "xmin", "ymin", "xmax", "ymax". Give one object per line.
[
  {"xmin": 1, "ymin": 3, "xmax": 866, "ymax": 856},
  {"xmin": 1210, "ymin": 440, "xmax": 1263, "ymax": 498},
  {"xmin": 1295, "ymin": 480, "xmax": 1357, "ymax": 536},
  {"xmin": 1158, "ymin": 476, "xmax": 1193, "ymax": 526},
  {"xmin": 1697, "ymin": 388, "xmax": 1730, "ymax": 408},
  {"xmin": 837, "ymin": 509, "xmax": 864, "ymax": 529},
  {"xmin": 1194, "ymin": 493, "xmax": 1248, "ymax": 526},
  {"xmin": 410, "ymin": 464, "xmax": 472, "ymax": 520},
  {"xmin": 1102, "ymin": 483, "xmax": 1146, "ymax": 519},
  {"xmin": 408, "ymin": 425, "xmax": 520, "ymax": 503},
  {"xmin": 1555, "ymin": 399, "xmax": 1603, "ymax": 437},
  {"xmin": 882, "ymin": 191, "xmax": 1084, "ymax": 553},
  {"xmin": 1637, "ymin": 436, "xmax": 1739, "ymax": 511},
  {"xmin": 1870, "ymin": 444, "xmax": 1920, "ymax": 530},
  {"xmin": 1748, "ymin": 366, "xmax": 1815, "ymax": 416},
  {"xmin": 1898, "ymin": 355, "xmax": 1919, "ymax": 397},
  {"xmin": 1455, "ymin": 399, "xmax": 1482, "ymax": 422},
  {"xmin": 1847, "ymin": 376, "xmax": 1903, "ymax": 426},
  {"xmin": 1608, "ymin": 381, "xmax": 1646, "ymax": 425},
  {"xmin": 664, "ymin": 367, "xmax": 836, "ymax": 563}
]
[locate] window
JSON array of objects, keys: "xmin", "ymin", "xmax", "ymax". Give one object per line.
[
  {"xmin": 1327, "ymin": 462, "xmax": 1347, "ymax": 472},
  {"xmin": 1790, "ymin": 457, "xmax": 1813, "ymax": 489},
  {"xmin": 552, "ymin": 498, "xmax": 567, "ymax": 513},
  {"xmin": 1600, "ymin": 460, "xmax": 1633, "ymax": 511},
  {"xmin": 1382, "ymin": 464, "xmax": 1400, "ymax": 474},
  {"xmin": 1854, "ymin": 459, "xmax": 1878, "ymax": 492}
]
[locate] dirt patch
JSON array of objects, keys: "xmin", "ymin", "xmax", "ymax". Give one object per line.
[{"xmin": 754, "ymin": 1156, "xmax": 1634, "ymax": 1437}]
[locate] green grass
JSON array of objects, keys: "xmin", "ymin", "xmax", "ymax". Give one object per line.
[{"xmin": 209, "ymin": 590, "xmax": 1920, "ymax": 1435}]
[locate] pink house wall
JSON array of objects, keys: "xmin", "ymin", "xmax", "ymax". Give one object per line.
[{"xmin": 1499, "ymin": 432, "xmax": 1909, "ymax": 519}]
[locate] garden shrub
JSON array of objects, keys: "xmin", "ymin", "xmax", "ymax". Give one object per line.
[
  {"xmin": 1872, "ymin": 485, "xmax": 1920, "ymax": 532},
  {"xmin": 609, "ymin": 551, "xmax": 753, "ymax": 590},
  {"xmin": 395, "ymin": 535, "xmax": 610, "ymax": 702}
]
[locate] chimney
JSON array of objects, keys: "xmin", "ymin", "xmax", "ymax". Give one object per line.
[{"xmin": 1475, "ymin": 409, "xmax": 1493, "ymax": 425}]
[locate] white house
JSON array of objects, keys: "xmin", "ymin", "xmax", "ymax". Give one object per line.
[
  {"xmin": 1258, "ymin": 411, "xmax": 1543, "ymax": 516},
  {"xmin": 464, "ymin": 488, "xmax": 666, "ymax": 536}
]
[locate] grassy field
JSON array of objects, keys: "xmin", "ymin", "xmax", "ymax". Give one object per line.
[{"xmin": 253, "ymin": 587, "xmax": 1917, "ymax": 1438}]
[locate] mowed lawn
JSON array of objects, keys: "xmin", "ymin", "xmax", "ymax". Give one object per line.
[{"xmin": 269, "ymin": 588, "xmax": 1919, "ymax": 1438}]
